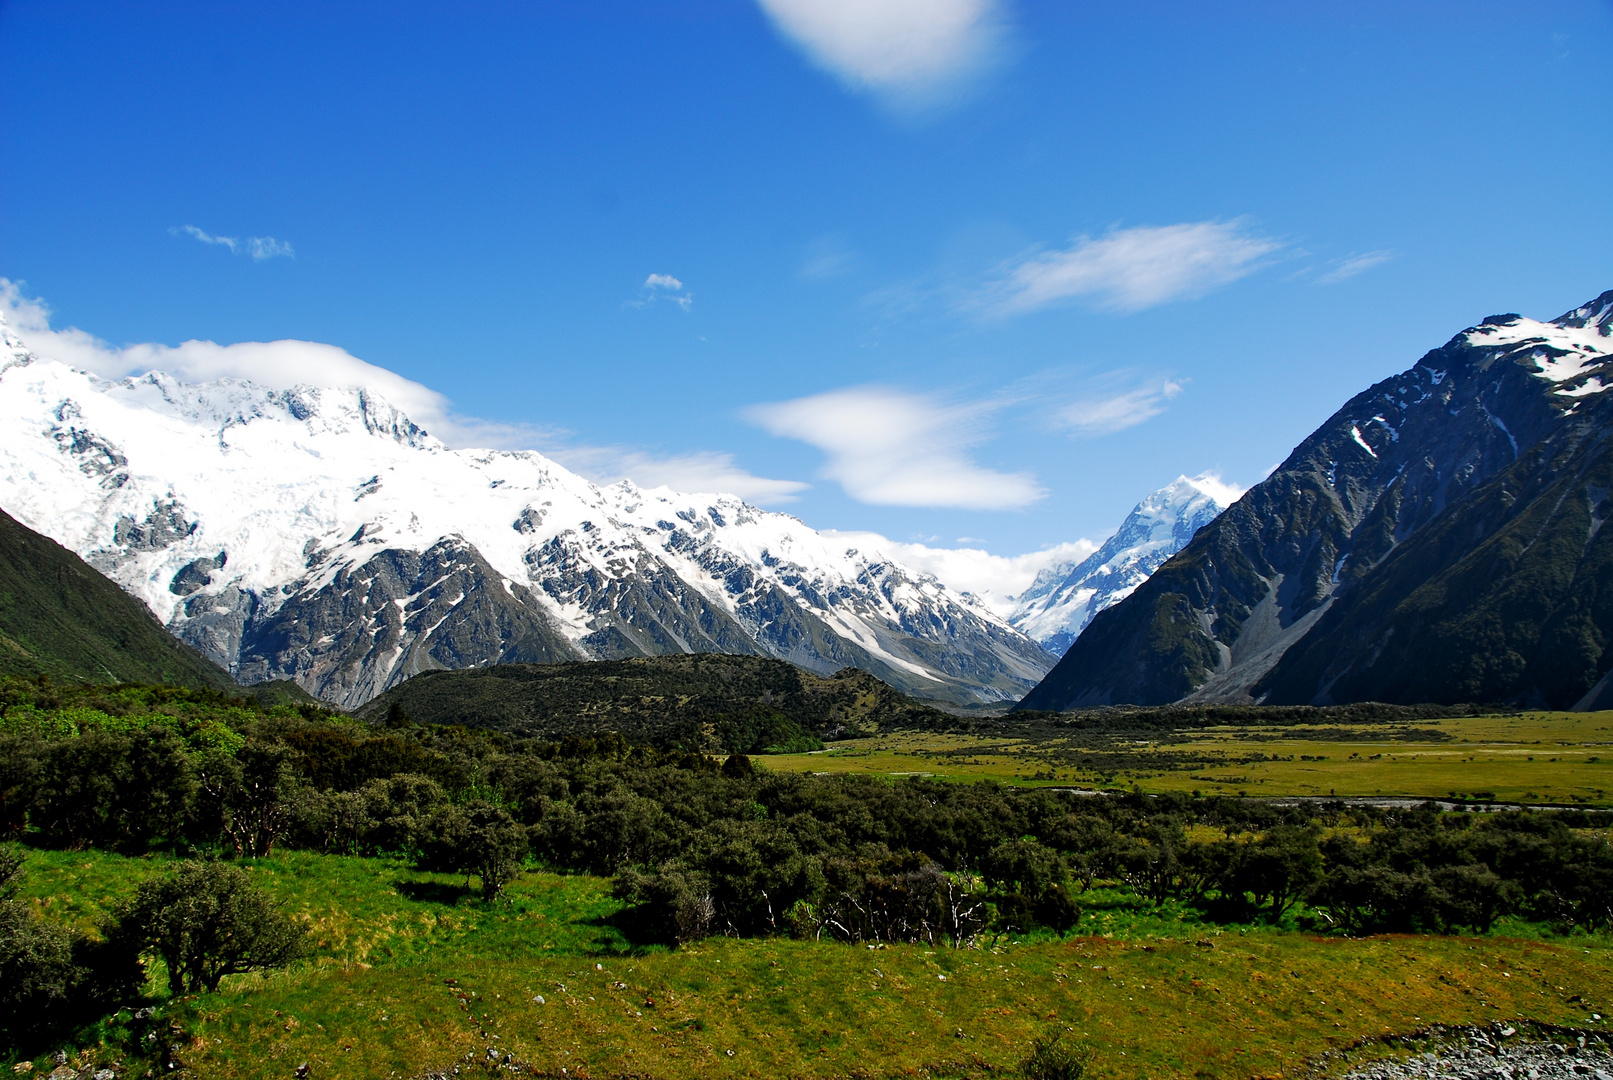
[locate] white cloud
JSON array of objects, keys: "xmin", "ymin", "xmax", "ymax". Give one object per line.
[
  {"xmin": 755, "ymin": 0, "xmax": 1005, "ymax": 108},
  {"xmin": 245, "ymin": 236, "xmax": 295, "ymax": 261},
  {"xmin": 1184, "ymin": 470, "xmax": 1244, "ymax": 508},
  {"xmin": 746, "ymin": 385, "xmax": 1043, "ymax": 510},
  {"xmin": 174, "ymin": 224, "xmax": 294, "ymax": 261},
  {"xmin": 986, "ymin": 221, "xmax": 1280, "ymax": 315},
  {"xmin": 4, "ymin": 280, "xmax": 457, "ymax": 428},
  {"xmin": 180, "ymin": 225, "xmax": 237, "ymax": 251},
  {"xmin": 631, "ymin": 273, "xmax": 693, "ymax": 311},
  {"xmin": 836, "ymin": 533, "xmax": 1098, "ymax": 614},
  {"xmin": 1317, "ymin": 250, "xmax": 1393, "ymax": 285},
  {"xmin": 1060, "ymin": 379, "xmax": 1185, "ymax": 436},
  {"xmin": 2, "ymin": 280, "xmax": 804, "ymax": 503}
]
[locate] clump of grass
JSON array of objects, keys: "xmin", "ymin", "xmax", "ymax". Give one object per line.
[{"xmin": 1019, "ymin": 1030, "xmax": 1091, "ymax": 1080}]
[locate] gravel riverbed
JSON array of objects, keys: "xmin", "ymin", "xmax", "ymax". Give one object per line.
[{"xmin": 1334, "ymin": 1027, "xmax": 1611, "ymax": 1080}]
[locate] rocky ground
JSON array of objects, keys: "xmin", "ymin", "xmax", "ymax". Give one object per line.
[{"xmin": 1331, "ymin": 1025, "xmax": 1611, "ymax": 1080}]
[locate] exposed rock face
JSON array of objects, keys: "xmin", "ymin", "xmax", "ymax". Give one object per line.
[
  {"xmin": 1020, "ymin": 289, "xmax": 1613, "ymax": 711},
  {"xmin": 0, "ymin": 316, "xmax": 1051, "ymax": 708}
]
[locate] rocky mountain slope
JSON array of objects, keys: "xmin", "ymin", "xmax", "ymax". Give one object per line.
[
  {"xmin": 0, "ymin": 317, "xmax": 1052, "ymax": 708},
  {"xmin": 0, "ymin": 505, "xmax": 240, "ymax": 691},
  {"xmin": 1020, "ymin": 288, "xmax": 1613, "ymax": 710},
  {"xmin": 1009, "ymin": 474, "xmax": 1229, "ymax": 655}
]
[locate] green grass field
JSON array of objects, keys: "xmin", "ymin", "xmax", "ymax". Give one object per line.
[
  {"xmin": 11, "ymin": 847, "xmax": 1613, "ymax": 1080},
  {"xmin": 765, "ymin": 712, "xmax": 1613, "ymax": 806}
]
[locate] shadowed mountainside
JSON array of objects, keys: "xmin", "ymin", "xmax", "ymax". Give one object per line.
[{"xmin": 1021, "ymin": 289, "xmax": 1613, "ymax": 711}]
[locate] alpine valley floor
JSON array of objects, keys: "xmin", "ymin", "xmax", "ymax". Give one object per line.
[
  {"xmin": 11, "ymin": 847, "xmax": 1613, "ymax": 1080},
  {"xmin": 765, "ymin": 711, "xmax": 1613, "ymax": 808}
]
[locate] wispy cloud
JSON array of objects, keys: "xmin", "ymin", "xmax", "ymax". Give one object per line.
[
  {"xmin": 746, "ymin": 386, "xmax": 1043, "ymax": 510},
  {"xmin": 800, "ymin": 233, "xmax": 857, "ymax": 280},
  {"xmin": 245, "ymin": 236, "xmax": 295, "ymax": 261},
  {"xmin": 1060, "ymin": 378, "xmax": 1186, "ymax": 436},
  {"xmin": 755, "ymin": 0, "xmax": 1008, "ymax": 111},
  {"xmin": 983, "ymin": 221, "xmax": 1280, "ymax": 315},
  {"xmin": 174, "ymin": 224, "xmax": 295, "ymax": 261},
  {"xmin": 630, "ymin": 273, "xmax": 693, "ymax": 311},
  {"xmin": 1316, "ymin": 249, "xmax": 1394, "ymax": 285}
]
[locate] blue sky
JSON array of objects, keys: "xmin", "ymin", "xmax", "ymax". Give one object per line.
[{"xmin": 3, "ymin": 0, "xmax": 1611, "ymax": 583}]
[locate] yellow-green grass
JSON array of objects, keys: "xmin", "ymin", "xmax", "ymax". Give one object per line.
[
  {"xmin": 764, "ymin": 712, "xmax": 1613, "ymax": 805},
  {"xmin": 14, "ymin": 849, "xmax": 1613, "ymax": 1079}
]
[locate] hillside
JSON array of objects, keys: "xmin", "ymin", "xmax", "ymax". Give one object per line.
[
  {"xmin": 0, "ymin": 506, "xmax": 241, "ymax": 691},
  {"xmin": 355, "ymin": 652, "xmax": 956, "ymax": 752},
  {"xmin": 1021, "ymin": 289, "xmax": 1613, "ymax": 710}
]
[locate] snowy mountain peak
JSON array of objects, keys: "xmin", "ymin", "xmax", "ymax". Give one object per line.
[
  {"xmin": 1008, "ymin": 473, "xmax": 1233, "ymax": 657},
  {"xmin": 0, "ymin": 332, "xmax": 1053, "ymax": 707}
]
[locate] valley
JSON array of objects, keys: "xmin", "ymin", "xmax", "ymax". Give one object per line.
[
  {"xmin": 8, "ymin": 7, "xmax": 1613, "ymax": 1079},
  {"xmin": 766, "ymin": 710, "xmax": 1613, "ymax": 807}
]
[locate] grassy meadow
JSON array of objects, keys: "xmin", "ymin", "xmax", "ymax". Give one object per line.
[
  {"xmin": 12, "ymin": 846, "xmax": 1613, "ymax": 1080},
  {"xmin": 765, "ymin": 711, "xmax": 1613, "ymax": 806}
]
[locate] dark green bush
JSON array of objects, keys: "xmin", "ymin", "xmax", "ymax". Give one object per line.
[{"xmin": 114, "ymin": 860, "xmax": 307, "ymax": 994}]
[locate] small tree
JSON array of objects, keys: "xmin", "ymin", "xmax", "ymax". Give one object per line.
[
  {"xmin": 463, "ymin": 801, "xmax": 528, "ymax": 901},
  {"xmin": 194, "ymin": 743, "xmax": 300, "ymax": 857},
  {"xmin": 421, "ymin": 800, "xmax": 529, "ymax": 901},
  {"xmin": 114, "ymin": 861, "xmax": 306, "ymax": 995}
]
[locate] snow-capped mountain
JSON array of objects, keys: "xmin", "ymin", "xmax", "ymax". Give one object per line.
[
  {"xmin": 1021, "ymin": 289, "xmax": 1613, "ymax": 711},
  {"xmin": 1008, "ymin": 475, "xmax": 1231, "ymax": 656},
  {"xmin": 0, "ymin": 318, "xmax": 1053, "ymax": 708}
]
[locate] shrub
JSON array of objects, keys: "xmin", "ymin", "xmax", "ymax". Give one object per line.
[
  {"xmin": 613, "ymin": 863, "xmax": 715, "ymax": 944},
  {"xmin": 0, "ymin": 842, "xmax": 22, "ymax": 898},
  {"xmin": 1018, "ymin": 1031, "xmax": 1091, "ymax": 1080},
  {"xmin": 114, "ymin": 860, "xmax": 307, "ymax": 994},
  {"xmin": 420, "ymin": 800, "xmax": 529, "ymax": 901},
  {"xmin": 0, "ymin": 898, "xmax": 75, "ymax": 1035},
  {"xmin": 0, "ymin": 895, "xmax": 139, "ymax": 1046}
]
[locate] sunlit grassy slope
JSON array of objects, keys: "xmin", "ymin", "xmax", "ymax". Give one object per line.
[
  {"xmin": 13, "ymin": 848, "xmax": 1613, "ymax": 1080},
  {"xmin": 765, "ymin": 712, "xmax": 1613, "ymax": 806}
]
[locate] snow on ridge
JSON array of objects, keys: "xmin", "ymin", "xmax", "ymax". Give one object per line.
[
  {"xmin": 1463, "ymin": 313, "xmax": 1613, "ymax": 397},
  {"xmin": 0, "ymin": 342, "xmax": 1043, "ymax": 697},
  {"xmin": 1007, "ymin": 473, "xmax": 1232, "ymax": 654}
]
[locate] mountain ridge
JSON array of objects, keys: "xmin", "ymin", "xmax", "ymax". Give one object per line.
[
  {"xmin": 1019, "ymin": 288, "xmax": 1613, "ymax": 711},
  {"xmin": 0, "ymin": 316, "xmax": 1053, "ymax": 708}
]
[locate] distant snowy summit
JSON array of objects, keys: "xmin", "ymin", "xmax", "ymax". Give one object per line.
[
  {"xmin": 1008, "ymin": 475, "xmax": 1233, "ymax": 656},
  {"xmin": 0, "ymin": 314, "xmax": 1056, "ymax": 708}
]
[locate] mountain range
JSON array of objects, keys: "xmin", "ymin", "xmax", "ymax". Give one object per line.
[
  {"xmin": 0, "ymin": 316, "xmax": 1067, "ymax": 708},
  {"xmin": 1020, "ymin": 288, "xmax": 1613, "ymax": 711}
]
